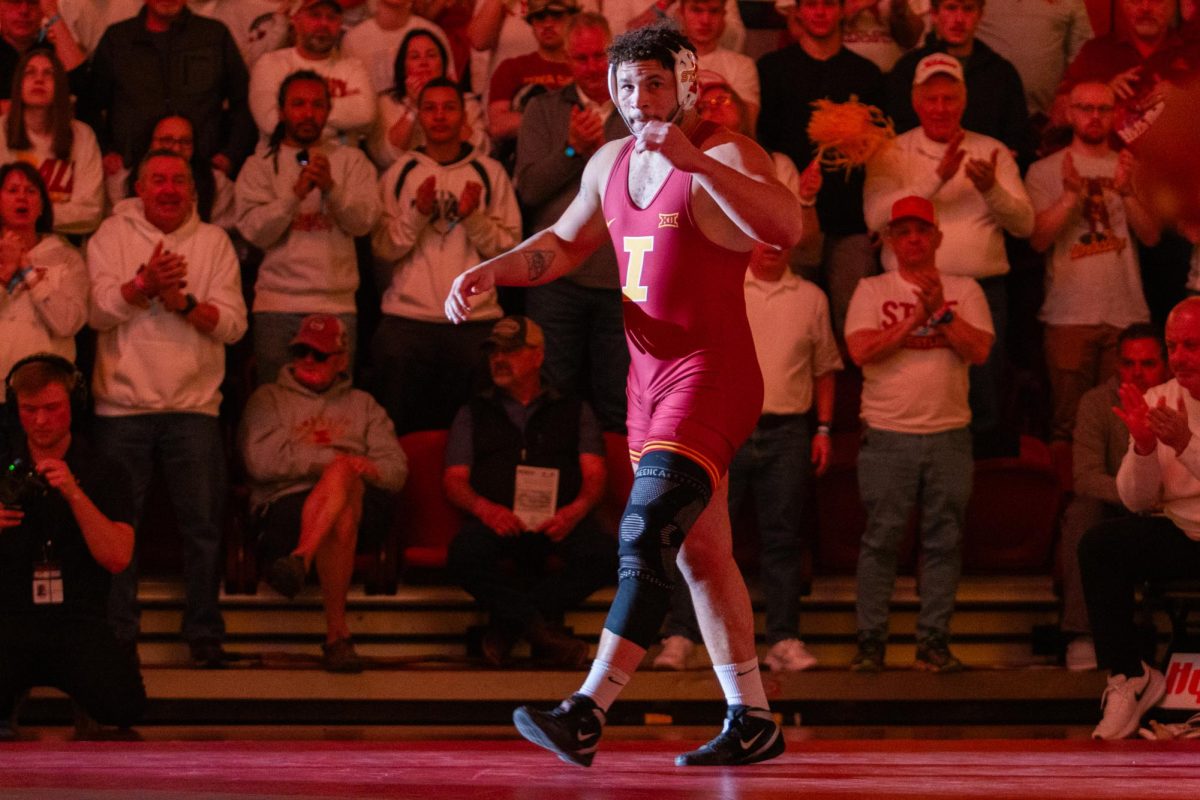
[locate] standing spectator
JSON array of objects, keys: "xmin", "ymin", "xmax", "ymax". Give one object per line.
[
  {"xmin": 845, "ymin": 195, "xmax": 993, "ymax": 673},
  {"xmin": 240, "ymin": 314, "xmax": 408, "ymax": 673},
  {"xmin": 608, "ymin": 0, "xmax": 747, "ymax": 52},
  {"xmin": 107, "ymin": 114, "xmax": 238, "ymax": 232},
  {"xmin": 414, "ymin": 0, "xmax": 475, "ymax": 80},
  {"xmin": 87, "ymin": 150, "xmax": 248, "ymax": 668},
  {"xmin": 192, "ymin": 0, "xmax": 291, "ymax": 69},
  {"xmin": 341, "ymin": 0, "xmax": 455, "ymax": 95},
  {"xmin": 975, "ymin": 0, "xmax": 1093, "ymax": 122},
  {"xmin": 1061, "ymin": 324, "xmax": 1169, "ymax": 671},
  {"xmin": 516, "ymin": 12, "xmax": 627, "ymax": 432},
  {"xmin": 885, "ymin": 0, "xmax": 1036, "ymax": 167},
  {"xmin": 757, "ymin": 0, "xmax": 885, "ymax": 331},
  {"xmin": 57, "ymin": 0, "xmax": 143, "ymax": 57},
  {"xmin": 80, "ymin": 0, "xmax": 256, "ymax": 185},
  {"xmin": 0, "ymin": 0, "xmax": 85, "ymax": 102},
  {"xmin": 680, "ymin": 0, "xmax": 758, "ymax": 121},
  {"xmin": 0, "ymin": 354, "xmax": 145, "ymax": 740},
  {"xmin": 367, "ymin": 29, "xmax": 488, "ymax": 170},
  {"xmin": 237, "ymin": 70, "xmax": 381, "ymax": 387},
  {"xmin": 0, "ymin": 49, "xmax": 102, "ymax": 236},
  {"xmin": 836, "ymin": 0, "xmax": 927, "ymax": 72},
  {"xmin": 372, "ymin": 77, "xmax": 519, "ymax": 433},
  {"xmin": 654, "ymin": 200, "xmax": 842, "ymax": 674},
  {"xmin": 865, "ymin": 54, "xmax": 1032, "ymax": 455},
  {"xmin": 486, "ymin": 0, "xmax": 576, "ymax": 148},
  {"xmin": 249, "ymin": 0, "xmax": 376, "ymax": 143},
  {"xmin": 1080, "ymin": 297, "xmax": 1200, "ymax": 739},
  {"xmin": 0, "ymin": 162, "xmax": 87, "ymax": 393},
  {"xmin": 444, "ymin": 315, "xmax": 615, "ymax": 667},
  {"xmin": 1026, "ymin": 81, "xmax": 1159, "ymax": 444}
]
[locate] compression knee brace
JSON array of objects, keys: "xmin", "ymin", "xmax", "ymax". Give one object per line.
[{"xmin": 605, "ymin": 449, "xmax": 713, "ymax": 648}]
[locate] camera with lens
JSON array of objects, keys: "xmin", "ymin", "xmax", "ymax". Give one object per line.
[{"xmin": 0, "ymin": 457, "xmax": 50, "ymax": 508}]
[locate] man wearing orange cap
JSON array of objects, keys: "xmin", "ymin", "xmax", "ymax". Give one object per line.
[{"xmin": 844, "ymin": 194, "xmax": 993, "ymax": 673}]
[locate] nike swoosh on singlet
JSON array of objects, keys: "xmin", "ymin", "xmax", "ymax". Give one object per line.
[
  {"xmin": 739, "ymin": 730, "xmax": 764, "ymax": 751},
  {"xmin": 606, "ymin": 218, "xmax": 616, "ymax": 228},
  {"xmin": 607, "ymin": 676, "xmax": 625, "ymax": 685},
  {"xmin": 736, "ymin": 667, "xmax": 756, "ymax": 677}
]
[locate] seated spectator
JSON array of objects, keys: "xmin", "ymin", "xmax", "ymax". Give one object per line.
[
  {"xmin": 0, "ymin": 0, "xmax": 85, "ymax": 104},
  {"xmin": 444, "ymin": 315, "xmax": 616, "ymax": 668},
  {"xmin": 371, "ymin": 77, "xmax": 520, "ymax": 433},
  {"xmin": 0, "ymin": 354, "xmax": 145, "ymax": 740},
  {"xmin": 367, "ymin": 29, "xmax": 488, "ymax": 170},
  {"xmin": 885, "ymin": 0, "xmax": 1035, "ymax": 167},
  {"xmin": 249, "ymin": 0, "xmax": 376, "ymax": 143},
  {"xmin": 654, "ymin": 174, "xmax": 841, "ymax": 673},
  {"xmin": 756, "ymin": 0, "xmax": 885, "ymax": 331},
  {"xmin": 486, "ymin": 0, "xmax": 576, "ymax": 152},
  {"xmin": 106, "ymin": 114, "xmax": 238, "ymax": 232},
  {"xmin": 681, "ymin": 0, "xmax": 758, "ymax": 124},
  {"xmin": 88, "ymin": 149, "xmax": 248, "ymax": 668},
  {"xmin": 239, "ymin": 314, "xmax": 408, "ymax": 673},
  {"xmin": 865, "ymin": 53, "xmax": 1032, "ymax": 456},
  {"xmin": 1081, "ymin": 297, "xmax": 1200, "ymax": 739},
  {"xmin": 1060, "ymin": 323, "xmax": 1169, "ymax": 671},
  {"xmin": 341, "ymin": 0, "xmax": 455, "ymax": 95},
  {"xmin": 0, "ymin": 162, "xmax": 88, "ymax": 399},
  {"xmin": 236, "ymin": 70, "xmax": 381, "ymax": 387},
  {"xmin": 515, "ymin": 12, "xmax": 628, "ymax": 433},
  {"xmin": 845, "ymin": 195, "xmax": 993, "ymax": 673},
  {"xmin": 80, "ymin": 0, "xmax": 256, "ymax": 187},
  {"xmin": 1026, "ymin": 81, "xmax": 1159, "ymax": 444},
  {"xmin": 0, "ymin": 49, "xmax": 102, "ymax": 236}
]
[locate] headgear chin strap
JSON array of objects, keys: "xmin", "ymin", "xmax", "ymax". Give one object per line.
[{"xmin": 608, "ymin": 45, "xmax": 700, "ymax": 132}]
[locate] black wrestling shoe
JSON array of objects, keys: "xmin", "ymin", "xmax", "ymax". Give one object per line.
[
  {"xmin": 513, "ymin": 693, "xmax": 605, "ymax": 767},
  {"xmin": 675, "ymin": 705, "xmax": 785, "ymax": 767}
]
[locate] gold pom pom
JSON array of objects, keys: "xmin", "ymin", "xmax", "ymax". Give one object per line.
[{"xmin": 806, "ymin": 96, "xmax": 896, "ymax": 176}]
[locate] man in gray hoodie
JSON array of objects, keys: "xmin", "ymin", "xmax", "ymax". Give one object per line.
[{"xmin": 239, "ymin": 314, "xmax": 408, "ymax": 672}]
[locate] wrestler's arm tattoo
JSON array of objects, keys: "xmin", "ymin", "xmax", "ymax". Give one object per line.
[{"xmin": 523, "ymin": 250, "xmax": 555, "ymax": 281}]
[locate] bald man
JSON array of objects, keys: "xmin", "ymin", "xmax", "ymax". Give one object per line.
[{"xmin": 1080, "ymin": 296, "xmax": 1200, "ymax": 739}]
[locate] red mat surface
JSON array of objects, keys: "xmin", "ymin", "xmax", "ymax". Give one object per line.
[{"xmin": 2, "ymin": 740, "xmax": 1199, "ymax": 799}]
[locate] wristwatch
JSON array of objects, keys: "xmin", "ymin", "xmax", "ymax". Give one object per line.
[
  {"xmin": 177, "ymin": 293, "xmax": 199, "ymax": 316},
  {"xmin": 932, "ymin": 307, "xmax": 955, "ymax": 326}
]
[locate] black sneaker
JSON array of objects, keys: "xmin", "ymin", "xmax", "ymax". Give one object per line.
[
  {"xmin": 266, "ymin": 554, "xmax": 306, "ymax": 599},
  {"xmin": 914, "ymin": 633, "xmax": 963, "ymax": 673},
  {"xmin": 513, "ymin": 693, "xmax": 605, "ymax": 767},
  {"xmin": 674, "ymin": 705, "xmax": 785, "ymax": 767},
  {"xmin": 850, "ymin": 635, "xmax": 885, "ymax": 672}
]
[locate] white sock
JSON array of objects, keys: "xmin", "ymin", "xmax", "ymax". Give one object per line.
[
  {"xmin": 714, "ymin": 659, "xmax": 770, "ymax": 710},
  {"xmin": 578, "ymin": 659, "xmax": 630, "ymax": 713}
]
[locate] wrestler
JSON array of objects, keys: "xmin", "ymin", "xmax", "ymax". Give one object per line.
[{"xmin": 444, "ymin": 22, "xmax": 804, "ymax": 767}]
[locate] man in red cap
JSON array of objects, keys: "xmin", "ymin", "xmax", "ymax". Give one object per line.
[
  {"xmin": 238, "ymin": 313, "xmax": 408, "ymax": 672},
  {"xmin": 844, "ymin": 194, "xmax": 994, "ymax": 674}
]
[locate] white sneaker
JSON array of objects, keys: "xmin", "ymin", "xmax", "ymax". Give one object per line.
[
  {"xmin": 652, "ymin": 635, "xmax": 695, "ymax": 670},
  {"xmin": 1066, "ymin": 637, "xmax": 1097, "ymax": 671},
  {"xmin": 1092, "ymin": 662, "xmax": 1167, "ymax": 740},
  {"xmin": 762, "ymin": 638, "xmax": 818, "ymax": 672}
]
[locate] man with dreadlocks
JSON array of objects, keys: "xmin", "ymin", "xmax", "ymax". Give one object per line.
[
  {"xmin": 446, "ymin": 21, "xmax": 804, "ymax": 768},
  {"xmin": 235, "ymin": 69, "xmax": 381, "ymax": 388}
]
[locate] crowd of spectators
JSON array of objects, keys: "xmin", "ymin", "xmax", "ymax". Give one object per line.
[{"xmin": 0, "ymin": 0, "xmax": 1198, "ymax": 742}]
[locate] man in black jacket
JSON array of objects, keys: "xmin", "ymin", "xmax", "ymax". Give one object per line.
[
  {"xmin": 443, "ymin": 315, "xmax": 616, "ymax": 668},
  {"xmin": 79, "ymin": 0, "xmax": 256, "ymax": 181}
]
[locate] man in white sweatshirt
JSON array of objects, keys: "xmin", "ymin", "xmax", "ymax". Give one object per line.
[
  {"xmin": 1080, "ymin": 297, "xmax": 1200, "ymax": 739},
  {"xmin": 236, "ymin": 69, "xmax": 381, "ymax": 387},
  {"xmin": 87, "ymin": 149, "xmax": 248, "ymax": 668},
  {"xmin": 865, "ymin": 53, "xmax": 1033, "ymax": 456},
  {"xmin": 371, "ymin": 77, "xmax": 520, "ymax": 434},
  {"xmin": 249, "ymin": 0, "xmax": 376, "ymax": 143}
]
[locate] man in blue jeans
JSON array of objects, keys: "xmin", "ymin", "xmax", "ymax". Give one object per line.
[
  {"xmin": 87, "ymin": 151, "xmax": 248, "ymax": 668},
  {"xmin": 844, "ymin": 195, "xmax": 993, "ymax": 672}
]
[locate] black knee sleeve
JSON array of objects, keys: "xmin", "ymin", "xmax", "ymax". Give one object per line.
[{"xmin": 605, "ymin": 450, "xmax": 713, "ymax": 648}]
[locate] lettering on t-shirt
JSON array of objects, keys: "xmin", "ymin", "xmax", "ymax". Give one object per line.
[
  {"xmin": 880, "ymin": 298, "xmax": 960, "ymax": 350},
  {"xmin": 326, "ymin": 77, "xmax": 359, "ymax": 100},
  {"xmin": 15, "ymin": 153, "xmax": 74, "ymax": 203},
  {"xmin": 1069, "ymin": 176, "xmax": 1127, "ymax": 260},
  {"xmin": 294, "ymin": 413, "xmax": 351, "ymax": 446},
  {"xmin": 291, "ymin": 211, "xmax": 333, "ymax": 233}
]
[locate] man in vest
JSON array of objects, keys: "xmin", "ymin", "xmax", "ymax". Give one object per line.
[{"xmin": 444, "ymin": 315, "xmax": 617, "ymax": 669}]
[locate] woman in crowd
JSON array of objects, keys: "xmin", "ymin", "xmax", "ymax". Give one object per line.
[
  {"xmin": 368, "ymin": 29, "xmax": 487, "ymax": 169},
  {"xmin": 0, "ymin": 162, "xmax": 88, "ymax": 390},
  {"xmin": 0, "ymin": 50, "xmax": 103, "ymax": 238}
]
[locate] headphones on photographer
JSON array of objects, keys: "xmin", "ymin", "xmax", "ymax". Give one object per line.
[
  {"xmin": 4, "ymin": 353, "xmax": 87, "ymax": 419},
  {"xmin": 607, "ymin": 44, "xmax": 699, "ymax": 130}
]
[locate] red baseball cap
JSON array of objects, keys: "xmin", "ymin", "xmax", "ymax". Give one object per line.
[
  {"xmin": 290, "ymin": 314, "xmax": 348, "ymax": 355},
  {"xmin": 889, "ymin": 195, "xmax": 937, "ymax": 226}
]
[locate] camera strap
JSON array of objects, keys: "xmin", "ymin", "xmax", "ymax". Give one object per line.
[{"xmin": 33, "ymin": 538, "xmax": 63, "ymax": 606}]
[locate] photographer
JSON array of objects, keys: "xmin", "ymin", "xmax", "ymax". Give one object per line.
[{"xmin": 0, "ymin": 354, "xmax": 145, "ymax": 739}]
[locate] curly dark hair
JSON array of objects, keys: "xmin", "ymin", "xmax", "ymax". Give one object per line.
[{"xmin": 607, "ymin": 20, "xmax": 695, "ymax": 71}]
